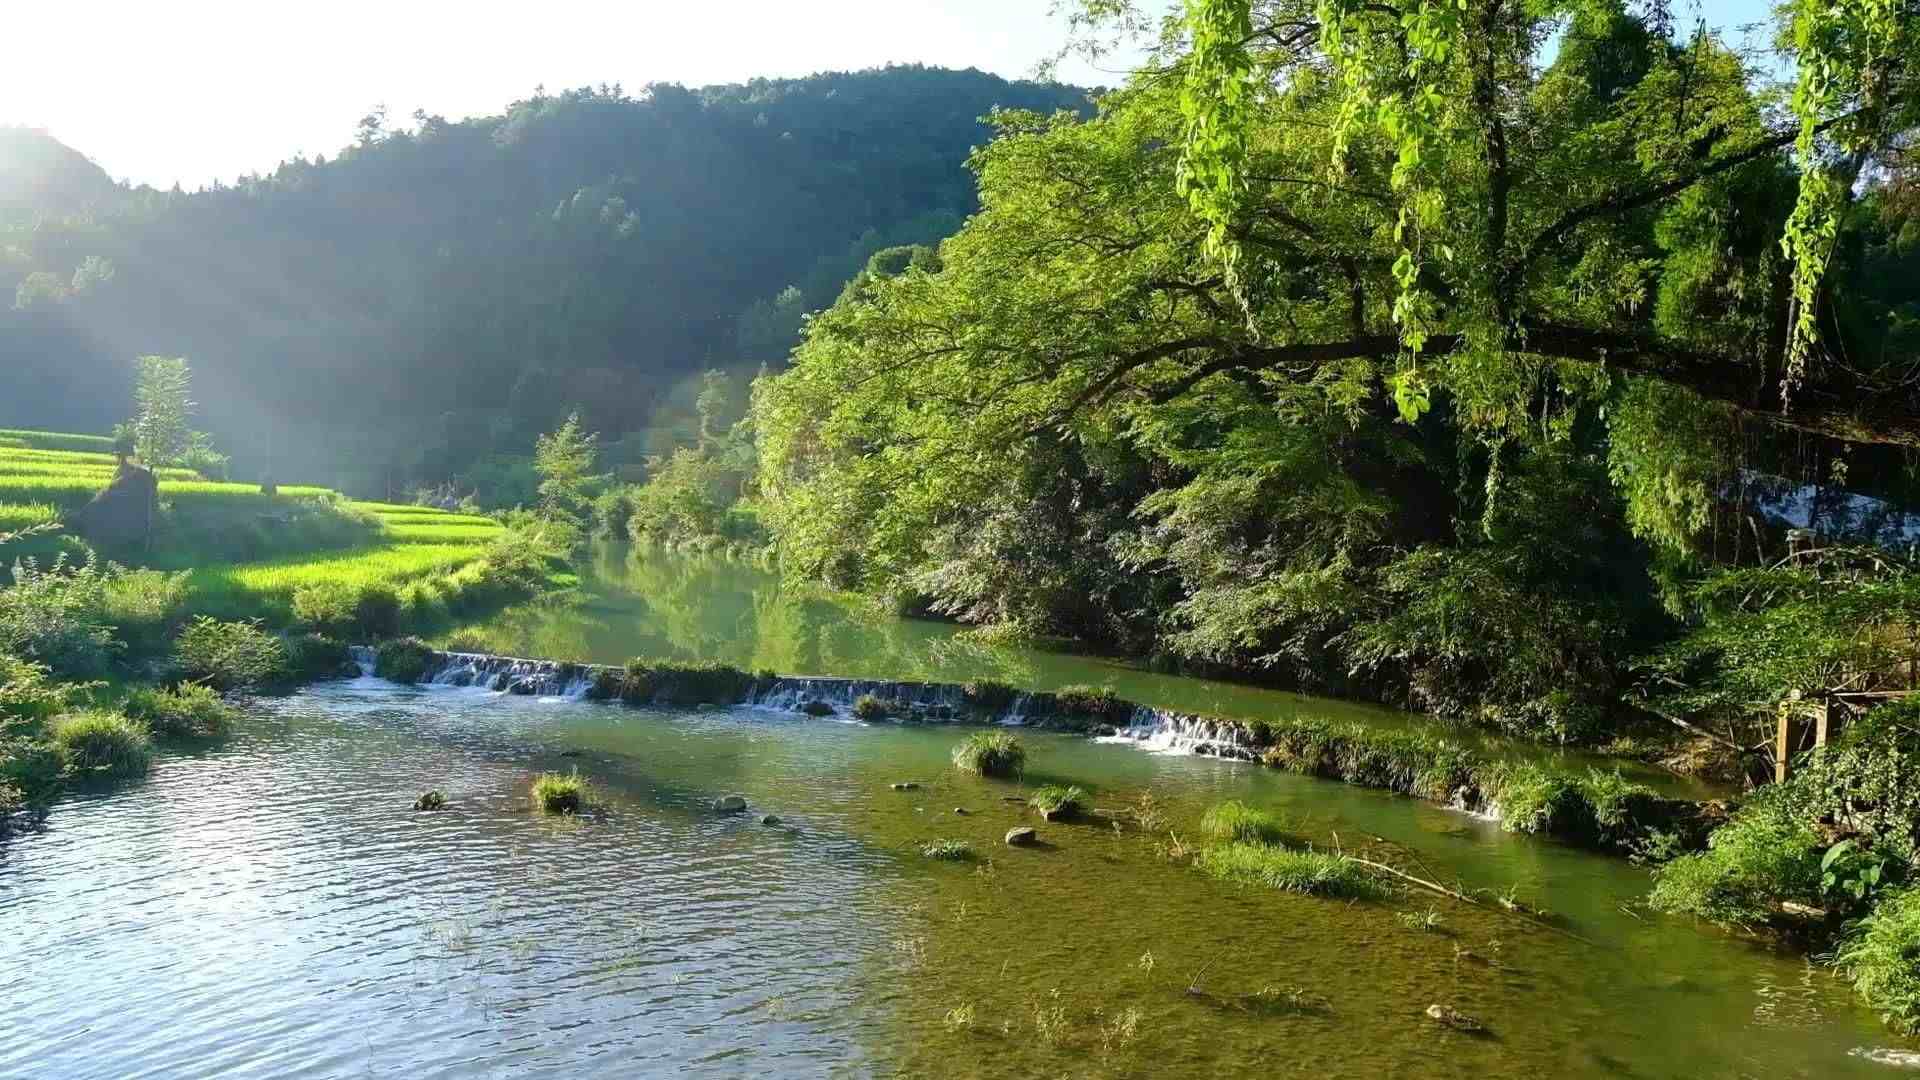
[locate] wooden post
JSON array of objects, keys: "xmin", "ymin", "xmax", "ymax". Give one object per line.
[
  {"xmin": 1776, "ymin": 712, "xmax": 1793, "ymax": 785},
  {"xmin": 1815, "ymin": 697, "xmax": 1831, "ymax": 750}
]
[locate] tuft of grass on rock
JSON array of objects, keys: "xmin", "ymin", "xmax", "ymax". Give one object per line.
[
  {"xmin": 414, "ymin": 790, "xmax": 447, "ymax": 811},
  {"xmin": 852, "ymin": 693, "xmax": 894, "ymax": 722},
  {"xmin": 1197, "ymin": 841, "xmax": 1389, "ymax": 900},
  {"xmin": 120, "ymin": 683, "xmax": 236, "ymax": 739},
  {"xmin": 1199, "ymin": 799, "xmax": 1291, "ymax": 845},
  {"xmin": 51, "ymin": 711, "xmax": 153, "ymax": 778},
  {"xmin": 921, "ymin": 838, "xmax": 975, "ymax": 861},
  {"xmin": 1029, "ymin": 783, "xmax": 1087, "ymax": 821},
  {"xmin": 531, "ymin": 769, "xmax": 589, "ymax": 814},
  {"xmin": 952, "ymin": 730, "xmax": 1026, "ymax": 778},
  {"xmin": 374, "ymin": 637, "xmax": 437, "ymax": 684},
  {"xmin": 961, "ymin": 680, "xmax": 1017, "ymax": 711}
]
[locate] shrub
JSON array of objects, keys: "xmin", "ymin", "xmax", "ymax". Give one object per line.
[
  {"xmin": 51, "ymin": 710, "xmax": 152, "ymax": 778},
  {"xmin": 962, "ymin": 679, "xmax": 1018, "ymax": 711},
  {"xmin": 175, "ymin": 617, "xmax": 289, "ymax": 691},
  {"xmin": 1030, "ymin": 784, "xmax": 1088, "ymax": 821},
  {"xmin": 1648, "ymin": 786, "xmax": 1825, "ymax": 926},
  {"xmin": 952, "ymin": 730, "xmax": 1026, "ymax": 778},
  {"xmin": 1798, "ymin": 703, "xmax": 1920, "ymax": 863},
  {"xmin": 1200, "ymin": 800, "xmax": 1292, "ymax": 845},
  {"xmin": 0, "ymin": 553, "xmax": 119, "ymax": 677},
  {"xmin": 284, "ymin": 634, "xmax": 352, "ymax": 680},
  {"xmin": 375, "ymin": 637, "xmax": 437, "ymax": 684},
  {"xmin": 121, "ymin": 684, "xmax": 235, "ymax": 738},
  {"xmin": 101, "ymin": 569, "xmax": 188, "ymax": 659},
  {"xmin": 1197, "ymin": 841, "xmax": 1389, "ymax": 900},
  {"xmin": 1836, "ymin": 886, "xmax": 1920, "ymax": 1035},
  {"xmin": 0, "ymin": 656, "xmax": 75, "ymax": 814},
  {"xmin": 852, "ymin": 693, "xmax": 894, "ymax": 721},
  {"xmin": 291, "ymin": 580, "xmax": 357, "ymax": 633},
  {"xmin": 531, "ymin": 769, "xmax": 589, "ymax": 814},
  {"xmin": 921, "ymin": 838, "xmax": 974, "ymax": 860}
]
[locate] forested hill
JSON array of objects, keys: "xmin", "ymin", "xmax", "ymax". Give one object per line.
[{"xmin": 0, "ymin": 66, "xmax": 1087, "ymax": 488}]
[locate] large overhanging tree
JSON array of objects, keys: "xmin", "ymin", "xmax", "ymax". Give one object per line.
[{"xmin": 1166, "ymin": 0, "xmax": 1919, "ymax": 445}]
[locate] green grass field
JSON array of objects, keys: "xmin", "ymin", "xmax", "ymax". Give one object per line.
[{"xmin": 2, "ymin": 430, "xmax": 526, "ymax": 633}]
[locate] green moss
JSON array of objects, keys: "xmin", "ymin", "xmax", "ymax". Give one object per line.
[
  {"xmin": 51, "ymin": 711, "xmax": 152, "ymax": 778},
  {"xmin": 1054, "ymin": 684, "xmax": 1126, "ymax": 721},
  {"xmin": 1200, "ymin": 800, "xmax": 1292, "ymax": 845},
  {"xmin": 120, "ymin": 684, "xmax": 235, "ymax": 739},
  {"xmin": 612, "ymin": 658, "xmax": 753, "ymax": 705},
  {"xmin": 531, "ymin": 769, "xmax": 589, "ymax": 814},
  {"xmin": 1197, "ymin": 841, "xmax": 1389, "ymax": 900},
  {"xmin": 951, "ymin": 730, "xmax": 1026, "ymax": 778}
]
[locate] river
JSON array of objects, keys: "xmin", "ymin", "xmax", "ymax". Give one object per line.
[{"xmin": 0, "ymin": 546, "xmax": 1908, "ymax": 1077}]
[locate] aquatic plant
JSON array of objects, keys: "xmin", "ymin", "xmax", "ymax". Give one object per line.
[
  {"xmin": 1198, "ymin": 799, "xmax": 1290, "ymax": 845},
  {"xmin": 1029, "ymin": 784, "xmax": 1087, "ymax": 821},
  {"xmin": 951, "ymin": 730, "xmax": 1025, "ymax": 778},
  {"xmin": 283, "ymin": 634, "xmax": 351, "ymax": 680},
  {"xmin": 414, "ymin": 790, "xmax": 447, "ymax": 811},
  {"xmin": 852, "ymin": 693, "xmax": 894, "ymax": 721},
  {"xmin": 1196, "ymin": 841, "xmax": 1389, "ymax": 900},
  {"xmin": 374, "ymin": 636, "xmax": 436, "ymax": 683},
  {"xmin": 531, "ymin": 769, "xmax": 589, "ymax": 814},
  {"xmin": 921, "ymin": 838, "xmax": 974, "ymax": 861},
  {"xmin": 51, "ymin": 710, "xmax": 152, "ymax": 778},
  {"xmin": 1835, "ymin": 887, "xmax": 1920, "ymax": 1035},
  {"xmin": 120, "ymin": 683, "xmax": 235, "ymax": 739},
  {"xmin": 941, "ymin": 1002, "xmax": 976, "ymax": 1032},
  {"xmin": 1397, "ymin": 906, "xmax": 1447, "ymax": 933}
]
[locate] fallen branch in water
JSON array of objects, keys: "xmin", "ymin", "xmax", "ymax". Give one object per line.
[{"xmin": 1335, "ymin": 832, "xmax": 1598, "ymax": 947}]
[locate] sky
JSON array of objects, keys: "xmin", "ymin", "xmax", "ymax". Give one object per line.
[{"xmin": 4, "ymin": 0, "xmax": 1781, "ymax": 191}]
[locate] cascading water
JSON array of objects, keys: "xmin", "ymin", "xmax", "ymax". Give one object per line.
[{"xmin": 1099, "ymin": 705, "xmax": 1263, "ymax": 760}]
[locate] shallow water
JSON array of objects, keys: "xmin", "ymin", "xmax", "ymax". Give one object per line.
[
  {"xmin": 0, "ymin": 675, "xmax": 1909, "ymax": 1078},
  {"xmin": 458, "ymin": 545, "xmax": 1717, "ymax": 797}
]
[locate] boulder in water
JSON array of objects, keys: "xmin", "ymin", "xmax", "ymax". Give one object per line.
[
  {"xmin": 714, "ymin": 795, "xmax": 748, "ymax": 813},
  {"xmin": 491, "ymin": 673, "xmax": 512, "ymax": 691},
  {"xmin": 1005, "ymin": 826, "xmax": 1038, "ymax": 847},
  {"xmin": 760, "ymin": 814, "xmax": 782, "ymax": 826},
  {"xmin": 413, "ymin": 790, "xmax": 446, "ymax": 811}
]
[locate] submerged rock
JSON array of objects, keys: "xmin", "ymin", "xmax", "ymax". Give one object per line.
[
  {"xmin": 760, "ymin": 814, "xmax": 782, "ymax": 826},
  {"xmin": 1005, "ymin": 826, "xmax": 1037, "ymax": 847},
  {"xmin": 491, "ymin": 673, "xmax": 512, "ymax": 691},
  {"xmin": 1425, "ymin": 1004, "xmax": 1485, "ymax": 1033},
  {"xmin": 953, "ymin": 807, "xmax": 969, "ymax": 815},
  {"xmin": 1852, "ymin": 1047, "xmax": 1920, "ymax": 1069},
  {"xmin": 714, "ymin": 795, "xmax": 748, "ymax": 813},
  {"xmin": 413, "ymin": 790, "xmax": 446, "ymax": 811},
  {"xmin": 891, "ymin": 782, "xmax": 921, "ymax": 791}
]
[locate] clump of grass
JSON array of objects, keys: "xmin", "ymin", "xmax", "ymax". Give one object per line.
[
  {"xmin": 374, "ymin": 637, "xmax": 437, "ymax": 683},
  {"xmin": 1397, "ymin": 906, "xmax": 1447, "ymax": 933},
  {"xmin": 1199, "ymin": 799, "xmax": 1291, "ymax": 845},
  {"xmin": 921, "ymin": 838, "xmax": 975, "ymax": 861},
  {"xmin": 175, "ymin": 617, "xmax": 290, "ymax": 691},
  {"xmin": 120, "ymin": 683, "xmax": 236, "ymax": 738},
  {"xmin": 531, "ymin": 769, "xmax": 589, "ymax": 814},
  {"xmin": 1052, "ymin": 683, "xmax": 1128, "ymax": 726},
  {"xmin": 1836, "ymin": 887, "xmax": 1920, "ymax": 1034},
  {"xmin": 852, "ymin": 693, "xmax": 894, "ymax": 721},
  {"xmin": 284, "ymin": 634, "xmax": 351, "ymax": 680},
  {"xmin": 961, "ymin": 679, "xmax": 1018, "ymax": 711},
  {"xmin": 941, "ymin": 1002, "xmax": 976, "ymax": 1032},
  {"xmin": 1030, "ymin": 784, "xmax": 1087, "ymax": 821},
  {"xmin": 1196, "ymin": 841, "xmax": 1389, "ymax": 900},
  {"xmin": 952, "ymin": 730, "xmax": 1026, "ymax": 778},
  {"xmin": 51, "ymin": 711, "xmax": 153, "ymax": 778}
]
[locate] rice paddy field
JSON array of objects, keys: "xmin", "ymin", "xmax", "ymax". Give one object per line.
[{"xmin": 0, "ymin": 429, "xmax": 509, "ymax": 625}]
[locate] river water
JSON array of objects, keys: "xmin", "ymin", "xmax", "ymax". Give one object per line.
[{"xmin": 0, "ymin": 547, "xmax": 1910, "ymax": 1077}]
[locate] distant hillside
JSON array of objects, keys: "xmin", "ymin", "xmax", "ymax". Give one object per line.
[
  {"xmin": 0, "ymin": 66, "xmax": 1087, "ymax": 492},
  {"xmin": 0, "ymin": 127, "xmax": 118, "ymax": 217}
]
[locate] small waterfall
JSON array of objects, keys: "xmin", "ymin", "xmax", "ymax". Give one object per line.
[
  {"xmin": 743, "ymin": 676, "xmax": 967, "ymax": 721},
  {"xmin": 1100, "ymin": 706, "xmax": 1261, "ymax": 761},
  {"xmin": 346, "ymin": 646, "xmax": 598, "ymax": 698}
]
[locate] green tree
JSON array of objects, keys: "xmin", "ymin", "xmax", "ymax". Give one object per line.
[
  {"xmin": 533, "ymin": 413, "xmax": 599, "ymax": 520},
  {"xmin": 130, "ymin": 356, "xmax": 195, "ymax": 467}
]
